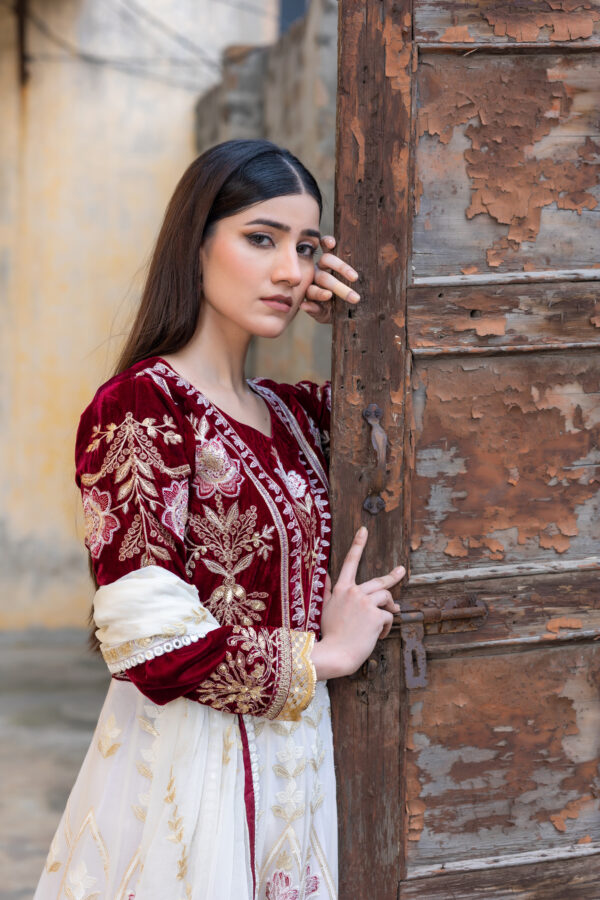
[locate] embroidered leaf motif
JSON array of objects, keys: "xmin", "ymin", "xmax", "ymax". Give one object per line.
[
  {"xmin": 202, "ymin": 559, "xmax": 228, "ymax": 576},
  {"xmin": 137, "ymin": 716, "xmax": 159, "ymax": 737},
  {"xmin": 114, "ymin": 459, "xmax": 132, "ymax": 483},
  {"xmin": 45, "ymin": 835, "xmax": 62, "ymax": 873},
  {"xmin": 97, "ymin": 713, "xmax": 122, "ymax": 759},
  {"xmin": 136, "ymin": 762, "xmax": 153, "ymax": 780},
  {"xmin": 138, "ymin": 476, "xmax": 159, "ymax": 497},
  {"xmin": 232, "ymin": 553, "xmax": 253, "ymax": 576},
  {"xmin": 136, "ymin": 458, "xmax": 153, "ymax": 479},
  {"xmin": 117, "ymin": 478, "xmax": 135, "ymax": 502}
]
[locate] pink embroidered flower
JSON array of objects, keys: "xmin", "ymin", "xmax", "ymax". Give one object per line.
[
  {"xmin": 265, "ymin": 871, "xmax": 299, "ymax": 900},
  {"xmin": 161, "ymin": 479, "xmax": 189, "ymax": 539},
  {"xmin": 194, "ymin": 438, "xmax": 244, "ymax": 499},
  {"xmin": 284, "ymin": 470, "xmax": 307, "ymax": 500},
  {"xmin": 304, "ymin": 865, "xmax": 319, "ymax": 896},
  {"xmin": 82, "ymin": 487, "xmax": 120, "ymax": 558}
]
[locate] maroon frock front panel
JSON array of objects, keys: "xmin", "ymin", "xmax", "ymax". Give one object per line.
[{"xmin": 75, "ymin": 357, "xmax": 331, "ymax": 718}]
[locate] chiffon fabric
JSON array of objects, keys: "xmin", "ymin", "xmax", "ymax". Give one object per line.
[{"xmin": 34, "ymin": 358, "xmax": 337, "ymax": 899}]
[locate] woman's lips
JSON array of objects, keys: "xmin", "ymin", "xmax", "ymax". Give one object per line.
[{"xmin": 261, "ymin": 295, "xmax": 293, "ymax": 311}]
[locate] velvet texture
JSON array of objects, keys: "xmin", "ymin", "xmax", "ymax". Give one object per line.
[{"xmin": 75, "ymin": 356, "xmax": 331, "ymax": 717}]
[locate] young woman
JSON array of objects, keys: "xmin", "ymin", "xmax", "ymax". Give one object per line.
[{"xmin": 35, "ymin": 139, "xmax": 405, "ymax": 900}]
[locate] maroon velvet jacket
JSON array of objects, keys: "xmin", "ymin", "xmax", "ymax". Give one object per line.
[{"xmin": 76, "ymin": 357, "xmax": 331, "ymax": 719}]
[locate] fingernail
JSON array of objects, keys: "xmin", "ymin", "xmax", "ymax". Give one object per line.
[
  {"xmin": 348, "ymin": 291, "xmax": 360, "ymax": 302},
  {"xmin": 358, "ymin": 526, "xmax": 368, "ymax": 536},
  {"xmin": 395, "ymin": 566, "xmax": 405, "ymax": 575}
]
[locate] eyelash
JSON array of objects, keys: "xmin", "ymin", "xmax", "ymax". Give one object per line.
[{"xmin": 246, "ymin": 233, "xmax": 317, "ymax": 258}]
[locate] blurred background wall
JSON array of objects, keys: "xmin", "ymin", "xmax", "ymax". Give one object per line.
[{"xmin": 0, "ymin": 0, "xmax": 337, "ymax": 632}]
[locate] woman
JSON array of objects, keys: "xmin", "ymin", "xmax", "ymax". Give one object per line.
[{"xmin": 35, "ymin": 139, "xmax": 405, "ymax": 900}]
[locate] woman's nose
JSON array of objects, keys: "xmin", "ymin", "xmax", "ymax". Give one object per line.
[{"xmin": 271, "ymin": 246, "xmax": 302, "ymax": 286}]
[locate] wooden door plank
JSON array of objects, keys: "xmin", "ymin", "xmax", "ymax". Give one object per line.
[
  {"xmin": 408, "ymin": 282, "xmax": 600, "ymax": 355},
  {"xmin": 399, "ymin": 849, "xmax": 600, "ymax": 898},
  {"xmin": 413, "ymin": 0, "xmax": 600, "ymax": 47},
  {"xmin": 331, "ymin": 0, "xmax": 413, "ymax": 896},
  {"xmin": 404, "ymin": 644, "xmax": 600, "ymax": 870},
  {"xmin": 413, "ymin": 52, "xmax": 600, "ymax": 278},
  {"xmin": 409, "ymin": 352, "xmax": 600, "ymax": 573}
]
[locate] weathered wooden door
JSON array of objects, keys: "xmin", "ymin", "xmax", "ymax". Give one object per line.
[{"xmin": 330, "ymin": 2, "xmax": 600, "ymax": 897}]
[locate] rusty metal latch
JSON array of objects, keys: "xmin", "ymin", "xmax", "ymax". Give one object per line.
[
  {"xmin": 400, "ymin": 603, "xmax": 487, "ymax": 689},
  {"xmin": 362, "ymin": 404, "xmax": 387, "ymax": 515}
]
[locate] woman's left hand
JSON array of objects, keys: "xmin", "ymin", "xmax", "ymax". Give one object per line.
[{"xmin": 301, "ymin": 235, "xmax": 360, "ymax": 324}]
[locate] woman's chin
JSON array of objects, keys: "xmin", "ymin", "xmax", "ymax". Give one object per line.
[{"xmin": 250, "ymin": 315, "xmax": 296, "ymax": 339}]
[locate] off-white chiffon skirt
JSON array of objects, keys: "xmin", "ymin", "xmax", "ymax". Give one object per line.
[{"xmin": 34, "ymin": 679, "xmax": 337, "ymax": 900}]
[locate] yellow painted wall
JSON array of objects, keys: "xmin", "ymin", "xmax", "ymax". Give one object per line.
[{"xmin": 0, "ymin": 0, "xmax": 277, "ymax": 628}]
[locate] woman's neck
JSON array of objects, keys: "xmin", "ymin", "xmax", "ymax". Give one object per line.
[{"xmin": 164, "ymin": 305, "xmax": 252, "ymax": 398}]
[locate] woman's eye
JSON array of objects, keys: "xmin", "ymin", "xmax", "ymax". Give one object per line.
[
  {"xmin": 247, "ymin": 233, "xmax": 273, "ymax": 248},
  {"xmin": 298, "ymin": 243, "xmax": 317, "ymax": 258}
]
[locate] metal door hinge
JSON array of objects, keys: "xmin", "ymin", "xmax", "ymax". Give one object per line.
[{"xmin": 400, "ymin": 601, "xmax": 487, "ymax": 689}]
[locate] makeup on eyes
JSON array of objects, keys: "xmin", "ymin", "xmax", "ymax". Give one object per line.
[{"xmin": 245, "ymin": 231, "xmax": 318, "ymax": 257}]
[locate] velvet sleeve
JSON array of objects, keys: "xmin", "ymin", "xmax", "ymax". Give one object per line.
[
  {"xmin": 75, "ymin": 370, "xmax": 316, "ymax": 720},
  {"xmin": 272, "ymin": 380, "xmax": 331, "ymax": 467}
]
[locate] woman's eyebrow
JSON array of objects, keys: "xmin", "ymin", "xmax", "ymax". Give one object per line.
[{"xmin": 246, "ymin": 218, "xmax": 321, "ymax": 239}]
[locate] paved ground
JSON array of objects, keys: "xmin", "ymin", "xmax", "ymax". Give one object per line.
[{"xmin": 0, "ymin": 631, "xmax": 108, "ymax": 899}]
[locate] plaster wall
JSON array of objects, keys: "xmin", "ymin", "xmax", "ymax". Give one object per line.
[{"xmin": 0, "ymin": 0, "xmax": 277, "ymax": 629}]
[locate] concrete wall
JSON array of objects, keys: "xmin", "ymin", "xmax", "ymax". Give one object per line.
[
  {"xmin": 195, "ymin": 0, "xmax": 338, "ymax": 385},
  {"xmin": 0, "ymin": 0, "xmax": 277, "ymax": 629}
]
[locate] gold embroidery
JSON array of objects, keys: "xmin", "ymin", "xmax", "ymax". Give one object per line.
[
  {"xmin": 194, "ymin": 626, "xmax": 291, "ymax": 719},
  {"xmin": 222, "ymin": 724, "xmax": 234, "ymax": 765},
  {"xmin": 276, "ymin": 632, "xmax": 317, "ymax": 722},
  {"xmin": 186, "ymin": 493, "xmax": 274, "ymax": 626},
  {"xmin": 82, "ymin": 411, "xmax": 190, "ymax": 564},
  {"xmin": 97, "ymin": 713, "xmax": 122, "ymax": 759},
  {"xmin": 164, "ymin": 769, "xmax": 190, "ymax": 883},
  {"xmin": 99, "ymin": 606, "xmax": 209, "ymax": 674},
  {"xmin": 45, "ymin": 834, "xmax": 61, "ymax": 873}
]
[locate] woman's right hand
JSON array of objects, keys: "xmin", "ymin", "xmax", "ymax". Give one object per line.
[{"xmin": 311, "ymin": 526, "xmax": 406, "ymax": 681}]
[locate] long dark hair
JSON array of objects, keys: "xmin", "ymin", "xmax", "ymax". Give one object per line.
[{"xmin": 114, "ymin": 139, "xmax": 322, "ymax": 375}]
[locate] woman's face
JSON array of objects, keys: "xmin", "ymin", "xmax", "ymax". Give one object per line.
[{"xmin": 199, "ymin": 192, "xmax": 321, "ymax": 339}]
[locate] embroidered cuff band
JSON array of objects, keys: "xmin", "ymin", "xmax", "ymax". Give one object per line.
[{"xmin": 276, "ymin": 630, "xmax": 317, "ymax": 721}]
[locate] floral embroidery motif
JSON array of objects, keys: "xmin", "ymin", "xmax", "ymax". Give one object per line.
[
  {"xmin": 282, "ymin": 470, "xmax": 308, "ymax": 500},
  {"xmin": 195, "ymin": 626, "xmax": 290, "ymax": 719},
  {"xmin": 82, "ymin": 486, "xmax": 120, "ymax": 559},
  {"xmin": 191, "ymin": 415, "xmax": 244, "ymax": 499},
  {"xmin": 265, "ymin": 866, "xmax": 319, "ymax": 900},
  {"xmin": 65, "ymin": 860, "xmax": 97, "ymax": 900},
  {"xmin": 272, "ymin": 448, "xmax": 320, "ymax": 573},
  {"xmin": 81, "ymin": 411, "xmax": 190, "ymax": 565},
  {"xmin": 186, "ymin": 492, "xmax": 274, "ymax": 626},
  {"xmin": 266, "ymin": 870, "xmax": 299, "ymax": 900},
  {"xmin": 161, "ymin": 480, "xmax": 189, "ymax": 540}
]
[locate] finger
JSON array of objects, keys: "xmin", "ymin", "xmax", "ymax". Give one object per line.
[
  {"xmin": 305, "ymin": 283, "xmax": 334, "ymax": 303},
  {"xmin": 301, "ymin": 301, "xmax": 332, "ymax": 325},
  {"xmin": 313, "ymin": 269, "xmax": 360, "ymax": 303},
  {"xmin": 368, "ymin": 590, "xmax": 401, "ymax": 614},
  {"xmin": 320, "ymin": 234, "xmax": 337, "ymax": 251},
  {"xmin": 317, "ymin": 252, "xmax": 359, "ymax": 283},
  {"xmin": 360, "ymin": 566, "xmax": 406, "ymax": 594},
  {"xmin": 379, "ymin": 610, "xmax": 394, "ymax": 640},
  {"xmin": 337, "ymin": 526, "xmax": 368, "ymax": 586}
]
